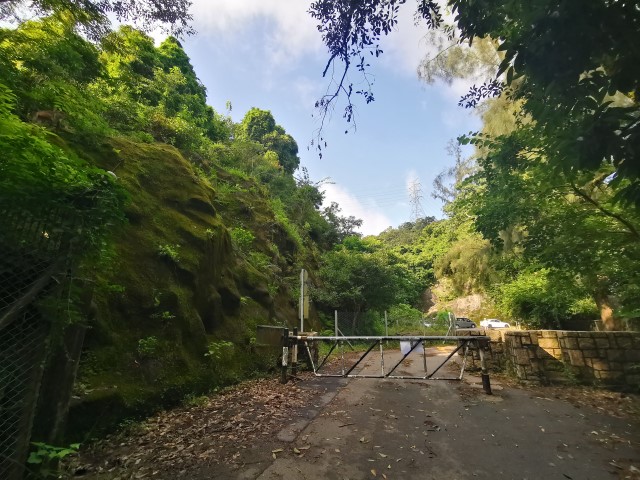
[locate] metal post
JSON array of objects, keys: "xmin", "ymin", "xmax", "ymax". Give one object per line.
[
  {"xmin": 280, "ymin": 329, "xmax": 289, "ymax": 384},
  {"xmin": 422, "ymin": 340, "xmax": 427, "ymax": 373},
  {"xmin": 334, "ymin": 310, "xmax": 338, "ymax": 337},
  {"xmin": 299, "ymin": 270, "xmax": 305, "ymax": 332},
  {"xmin": 384, "ymin": 310, "xmax": 388, "ymax": 337},
  {"xmin": 478, "ymin": 340, "xmax": 492, "ymax": 395},
  {"xmin": 292, "ymin": 327, "xmax": 298, "ymax": 377}
]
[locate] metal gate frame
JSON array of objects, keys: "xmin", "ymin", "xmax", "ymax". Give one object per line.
[
  {"xmin": 255, "ymin": 326, "xmax": 493, "ymax": 395},
  {"xmin": 304, "ymin": 335, "xmax": 484, "ymax": 381}
]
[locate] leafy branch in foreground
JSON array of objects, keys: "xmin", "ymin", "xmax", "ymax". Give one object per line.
[{"xmin": 0, "ymin": 0, "xmax": 194, "ymax": 39}]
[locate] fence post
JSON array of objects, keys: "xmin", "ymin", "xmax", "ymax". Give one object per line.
[
  {"xmin": 280, "ymin": 328, "xmax": 289, "ymax": 384},
  {"xmin": 384, "ymin": 311, "xmax": 388, "ymax": 337},
  {"xmin": 292, "ymin": 327, "xmax": 298, "ymax": 377},
  {"xmin": 478, "ymin": 339, "xmax": 492, "ymax": 395},
  {"xmin": 334, "ymin": 310, "xmax": 338, "ymax": 337}
]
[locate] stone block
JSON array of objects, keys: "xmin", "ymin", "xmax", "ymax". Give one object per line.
[
  {"xmin": 561, "ymin": 337, "xmax": 579, "ymax": 349},
  {"xmin": 515, "ymin": 349, "xmax": 531, "ymax": 365},
  {"xmin": 567, "ymin": 350, "xmax": 585, "ymax": 367},
  {"xmin": 582, "ymin": 349, "xmax": 600, "ymax": 358},
  {"xmin": 550, "ymin": 348, "xmax": 563, "ymax": 359},
  {"xmin": 590, "ymin": 359, "xmax": 610, "ymax": 371},
  {"xmin": 607, "ymin": 349, "xmax": 625, "ymax": 362},
  {"xmin": 538, "ymin": 338, "xmax": 560, "ymax": 350},
  {"xmin": 540, "ymin": 330, "xmax": 558, "ymax": 339},
  {"xmin": 625, "ymin": 350, "xmax": 640, "ymax": 362},
  {"xmin": 578, "ymin": 337, "xmax": 596, "ymax": 349},
  {"xmin": 609, "ymin": 362, "xmax": 622, "ymax": 372},
  {"xmin": 594, "ymin": 337, "xmax": 611, "ymax": 349},
  {"xmin": 616, "ymin": 336, "xmax": 633, "ymax": 349}
]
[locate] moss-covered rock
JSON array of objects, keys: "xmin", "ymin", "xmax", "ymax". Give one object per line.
[{"xmin": 65, "ymin": 138, "xmax": 312, "ymax": 441}]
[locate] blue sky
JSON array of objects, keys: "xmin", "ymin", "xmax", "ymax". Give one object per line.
[{"xmin": 173, "ymin": 1, "xmax": 480, "ymax": 235}]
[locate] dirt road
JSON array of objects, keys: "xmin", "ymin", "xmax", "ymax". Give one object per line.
[{"xmin": 75, "ymin": 347, "xmax": 640, "ymax": 480}]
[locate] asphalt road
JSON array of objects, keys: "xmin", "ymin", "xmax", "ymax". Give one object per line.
[{"xmin": 239, "ymin": 347, "xmax": 640, "ymax": 480}]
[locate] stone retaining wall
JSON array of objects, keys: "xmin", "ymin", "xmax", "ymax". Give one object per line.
[{"xmin": 457, "ymin": 329, "xmax": 640, "ymax": 388}]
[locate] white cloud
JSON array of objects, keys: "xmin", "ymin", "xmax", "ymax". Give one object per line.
[
  {"xmin": 291, "ymin": 75, "xmax": 324, "ymax": 111},
  {"xmin": 191, "ymin": 0, "xmax": 322, "ymax": 65},
  {"xmin": 322, "ymin": 184, "xmax": 393, "ymax": 236},
  {"xmin": 380, "ymin": 4, "xmax": 432, "ymax": 76}
]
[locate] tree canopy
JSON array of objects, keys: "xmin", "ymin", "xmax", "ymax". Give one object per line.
[
  {"xmin": 310, "ymin": 0, "xmax": 640, "ymax": 205},
  {"xmin": 0, "ymin": 0, "xmax": 193, "ymax": 38}
]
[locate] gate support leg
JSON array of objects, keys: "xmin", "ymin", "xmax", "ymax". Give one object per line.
[
  {"xmin": 478, "ymin": 341, "xmax": 492, "ymax": 395},
  {"xmin": 292, "ymin": 327, "xmax": 298, "ymax": 377},
  {"xmin": 281, "ymin": 329, "xmax": 289, "ymax": 384}
]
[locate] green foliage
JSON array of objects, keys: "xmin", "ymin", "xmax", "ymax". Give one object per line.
[
  {"xmin": 230, "ymin": 227, "xmax": 255, "ymax": 254},
  {"xmin": 495, "ymin": 269, "xmax": 596, "ymax": 329},
  {"xmin": 435, "ymin": 233, "xmax": 496, "ymax": 296},
  {"xmin": 204, "ymin": 340, "xmax": 235, "ymax": 361},
  {"xmin": 150, "ymin": 310, "xmax": 176, "ymax": 321},
  {"xmin": 237, "ymin": 108, "xmax": 300, "ymax": 173},
  {"xmin": 137, "ymin": 336, "xmax": 160, "ymax": 358},
  {"xmin": 248, "ymin": 251, "xmax": 271, "ymax": 271},
  {"xmin": 157, "ymin": 244, "xmax": 180, "ymax": 262},
  {"xmin": 314, "ymin": 241, "xmax": 421, "ymax": 322},
  {"xmin": 27, "ymin": 442, "xmax": 80, "ymax": 478},
  {"xmin": 387, "ymin": 303, "xmax": 423, "ymax": 334},
  {"xmin": 270, "ymin": 198, "xmax": 303, "ymax": 249},
  {"xmin": 0, "ymin": 0, "xmax": 194, "ymax": 40}
]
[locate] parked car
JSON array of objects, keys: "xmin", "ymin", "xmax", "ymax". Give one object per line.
[
  {"xmin": 480, "ymin": 319, "xmax": 511, "ymax": 328},
  {"xmin": 455, "ymin": 317, "xmax": 476, "ymax": 329}
]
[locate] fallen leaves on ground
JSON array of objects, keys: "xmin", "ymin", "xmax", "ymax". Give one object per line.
[{"xmin": 68, "ymin": 376, "xmax": 319, "ymax": 478}]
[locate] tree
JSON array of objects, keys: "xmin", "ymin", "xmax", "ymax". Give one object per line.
[
  {"xmin": 464, "ymin": 124, "xmax": 640, "ymax": 329},
  {"xmin": 309, "ymin": 1, "xmax": 640, "ymax": 205},
  {"xmin": 321, "ymin": 202, "xmax": 363, "ymax": 246},
  {"xmin": 0, "ymin": 14, "xmax": 109, "ymax": 133},
  {"xmin": 238, "ymin": 108, "xmax": 301, "ymax": 174},
  {"xmin": 0, "ymin": 0, "xmax": 193, "ymax": 39},
  {"xmin": 314, "ymin": 243, "xmax": 403, "ymax": 331},
  {"xmin": 431, "ymin": 139, "xmax": 476, "ymax": 213}
]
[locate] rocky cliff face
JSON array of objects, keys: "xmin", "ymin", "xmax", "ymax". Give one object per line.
[{"xmin": 64, "ymin": 138, "xmax": 306, "ymax": 439}]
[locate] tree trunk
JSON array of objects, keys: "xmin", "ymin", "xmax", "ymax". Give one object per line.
[{"xmin": 593, "ymin": 289, "xmax": 622, "ymax": 331}]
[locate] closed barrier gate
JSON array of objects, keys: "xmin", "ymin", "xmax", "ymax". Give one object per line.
[{"xmin": 256, "ymin": 326, "xmax": 493, "ymax": 394}]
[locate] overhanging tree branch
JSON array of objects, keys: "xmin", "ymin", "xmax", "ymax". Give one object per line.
[{"xmin": 570, "ymin": 183, "xmax": 640, "ymax": 241}]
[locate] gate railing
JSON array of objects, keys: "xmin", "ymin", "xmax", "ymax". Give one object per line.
[
  {"xmin": 304, "ymin": 335, "xmax": 481, "ymax": 381},
  {"xmin": 256, "ymin": 327, "xmax": 493, "ymax": 394}
]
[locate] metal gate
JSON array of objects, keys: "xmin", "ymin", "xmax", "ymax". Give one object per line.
[{"xmin": 257, "ymin": 327, "xmax": 493, "ymax": 394}]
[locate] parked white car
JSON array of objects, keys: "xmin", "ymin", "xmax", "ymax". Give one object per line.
[{"xmin": 480, "ymin": 319, "xmax": 511, "ymax": 328}]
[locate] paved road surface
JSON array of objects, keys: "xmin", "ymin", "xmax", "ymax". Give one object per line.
[{"xmin": 238, "ymin": 347, "xmax": 639, "ymax": 480}]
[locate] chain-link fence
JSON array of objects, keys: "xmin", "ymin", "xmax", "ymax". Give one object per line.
[
  {"xmin": 332, "ymin": 311, "xmax": 385, "ymax": 337},
  {"xmin": 0, "ymin": 204, "xmax": 74, "ymax": 480},
  {"xmin": 332, "ymin": 310, "xmax": 456, "ymax": 338}
]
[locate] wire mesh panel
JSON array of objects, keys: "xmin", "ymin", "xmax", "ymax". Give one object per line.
[
  {"xmin": 335, "ymin": 311, "xmax": 384, "ymax": 337},
  {"xmin": 0, "ymin": 311, "xmax": 49, "ymax": 479},
  {"xmin": 0, "ymin": 206, "xmax": 68, "ymax": 480}
]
